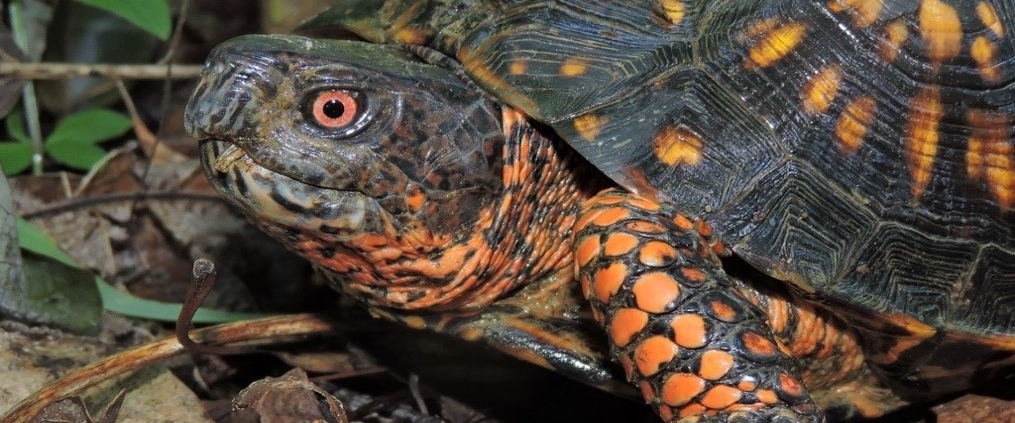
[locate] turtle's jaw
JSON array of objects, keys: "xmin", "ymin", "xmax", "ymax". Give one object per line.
[{"xmin": 199, "ymin": 139, "xmax": 386, "ymax": 242}]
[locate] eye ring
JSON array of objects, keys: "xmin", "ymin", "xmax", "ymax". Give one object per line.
[{"xmin": 309, "ymin": 90, "xmax": 358, "ymax": 129}]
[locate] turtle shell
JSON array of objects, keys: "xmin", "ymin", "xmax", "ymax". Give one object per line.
[{"xmin": 302, "ymin": 0, "xmax": 1015, "ymax": 341}]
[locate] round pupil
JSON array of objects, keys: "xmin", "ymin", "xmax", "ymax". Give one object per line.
[{"xmin": 322, "ymin": 99, "xmax": 345, "ymax": 119}]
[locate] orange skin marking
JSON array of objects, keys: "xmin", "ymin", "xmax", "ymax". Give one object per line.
[
  {"xmin": 880, "ymin": 19, "xmax": 909, "ymax": 62},
  {"xmin": 635, "ymin": 335, "xmax": 680, "ymax": 377},
  {"xmin": 698, "ymin": 350, "xmax": 735, "ymax": 380},
  {"xmin": 672, "ymin": 214, "xmax": 694, "ymax": 231},
  {"xmin": 610, "ymin": 308, "xmax": 649, "ymax": 348},
  {"xmin": 971, "ymin": 36, "xmax": 1000, "ymax": 83},
  {"xmin": 594, "ymin": 262, "xmax": 628, "ymax": 303},
  {"xmin": 404, "ymin": 186, "xmax": 426, "ymax": 212},
  {"xmin": 639, "ymin": 240, "xmax": 679, "ymax": 267},
  {"xmin": 653, "ymin": 125, "xmax": 704, "ymax": 166},
  {"xmin": 661, "ymin": 373, "xmax": 707, "ymax": 406},
  {"xmin": 918, "ymin": 0, "xmax": 963, "ymax": 69},
  {"xmin": 559, "ymin": 57, "xmax": 588, "ymax": 77},
  {"xmin": 756, "ymin": 389, "xmax": 779, "ymax": 405},
  {"xmin": 828, "ymin": 0, "xmax": 884, "ymax": 27},
  {"xmin": 574, "ymin": 235, "xmax": 601, "ymax": 268},
  {"xmin": 967, "ymin": 110, "xmax": 1015, "ymax": 208},
  {"xmin": 694, "ymin": 219, "xmax": 714, "ymax": 238},
  {"xmin": 835, "ymin": 95, "xmax": 877, "ymax": 154},
  {"xmin": 632, "ymin": 272, "xmax": 681, "ymax": 313},
  {"xmin": 801, "ymin": 64, "xmax": 843, "ymax": 115},
  {"xmin": 671, "ymin": 313, "xmax": 709, "ymax": 348},
  {"xmin": 710, "ymin": 299, "xmax": 740, "ymax": 322},
  {"xmin": 573, "ymin": 113, "xmax": 605, "ymax": 141},
  {"xmin": 680, "ymin": 267, "xmax": 707, "ymax": 283},
  {"xmin": 603, "ymin": 232, "xmax": 640, "ymax": 256},
  {"xmin": 778, "ymin": 373, "xmax": 807, "ymax": 397},
  {"xmin": 906, "ymin": 86, "xmax": 942, "ymax": 200},
  {"xmin": 977, "ymin": 1, "xmax": 1005, "ymax": 38},
  {"xmin": 658, "ymin": 405, "xmax": 675, "ymax": 422},
  {"xmin": 508, "ymin": 59, "xmax": 527, "ymax": 75},
  {"xmin": 700, "ymin": 385, "xmax": 744, "ymax": 409},
  {"xmin": 742, "ymin": 331, "xmax": 779, "ymax": 358},
  {"xmin": 592, "ymin": 206, "xmax": 632, "ymax": 226},
  {"xmin": 745, "ymin": 22, "xmax": 808, "ymax": 69},
  {"xmin": 655, "ymin": 0, "xmax": 685, "ymax": 25},
  {"xmin": 737, "ymin": 377, "xmax": 758, "ymax": 392}
]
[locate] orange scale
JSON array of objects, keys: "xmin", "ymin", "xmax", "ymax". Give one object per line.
[
  {"xmin": 640, "ymin": 380, "xmax": 656, "ymax": 402},
  {"xmin": 672, "ymin": 214, "xmax": 694, "ymax": 231},
  {"xmin": 741, "ymin": 331, "xmax": 778, "ymax": 358},
  {"xmin": 756, "ymin": 389, "xmax": 779, "ymax": 405},
  {"xmin": 693, "ymin": 219, "xmax": 714, "ymax": 237},
  {"xmin": 603, "ymin": 232, "xmax": 640, "ymax": 256},
  {"xmin": 699, "ymin": 385, "xmax": 743, "ymax": 409},
  {"xmin": 593, "ymin": 262, "xmax": 628, "ymax": 303},
  {"xmin": 634, "ymin": 335, "xmax": 679, "ymax": 377},
  {"xmin": 698, "ymin": 349, "xmax": 735, "ymax": 381},
  {"xmin": 579, "ymin": 274, "xmax": 592, "ymax": 299},
  {"xmin": 677, "ymin": 403, "xmax": 708, "ymax": 419},
  {"xmin": 610, "ymin": 308, "xmax": 649, "ymax": 348},
  {"xmin": 639, "ymin": 241, "xmax": 679, "ymax": 267},
  {"xmin": 592, "ymin": 207, "xmax": 632, "ymax": 226},
  {"xmin": 633, "ymin": 272, "xmax": 681, "ymax": 313},
  {"xmin": 574, "ymin": 235, "xmax": 602, "ymax": 267},
  {"xmin": 737, "ymin": 376, "xmax": 758, "ymax": 392},
  {"xmin": 661, "ymin": 373, "xmax": 706, "ymax": 406},
  {"xmin": 658, "ymin": 405, "xmax": 675, "ymax": 422},
  {"xmin": 680, "ymin": 267, "xmax": 707, "ymax": 283},
  {"xmin": 670, "ymin": 313, "xmax": 709, "ymax": 348},
  {"xmin": 777, "ymin": 373, "xmax": 807, "ymax": 398},
  {"xmin": 625, "ymin": 196, "xmax": 662, "ymax": 211}
]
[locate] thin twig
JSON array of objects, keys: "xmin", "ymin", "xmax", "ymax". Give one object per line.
[{"xmin": 0, "ymin": 62, "xmax": 203, "ymax": 80}]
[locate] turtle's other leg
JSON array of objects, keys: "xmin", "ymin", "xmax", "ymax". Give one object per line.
[{"xmin": 574, "ymin": 189, "xmax": 823, "ymax": 423}]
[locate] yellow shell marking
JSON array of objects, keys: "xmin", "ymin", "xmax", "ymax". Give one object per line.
[
  {"xmin": 971, "ymin": 36, "xmax": 1001, "ymax": 82},
  {"xmin": 977, "ymin": 1, "xmax": 1005, "ymax": 38},
  {"xmin": 827, "ymin": 0, "xmax": 885, "ymax": 27},
  {"xmin": 801, "ymin": 64, "xmax": 844, "ymax": 115},
  {"xmin": 745, "ymin": 22, "xmax": 808, "ymax": 69},
  {"xmin": 655, "ymin": 0, "xmax": 686, "ymax": 25},
  {"xmin": 918, "ymin": 0, "xmax": 963, "ymax": 69},
  {"xmin": 906, "ymin": 86, "xmax": 943, "ymax": 200},
  {"xmin": 966, "ymin": 110, "xmax": 1015, "ymax": 208},
  {"xmin": 653, "ymin": 126, "xmax": 704, "ymax": 166},
  {"xmin": 560, "ymin": 57, "xmax": 589, "ymax": 77},
  {"xmin": 574, "ymin": 114, "xmax": 606, "ymax": 141},
  {"xmin": 835, "ymin": 95, "xmax": 877, "ymax": 154},
  {"xmin": 880, "ymin": 19, "xmax": 910, "ymax": 63}
]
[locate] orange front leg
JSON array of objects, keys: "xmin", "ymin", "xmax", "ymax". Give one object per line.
[{"xmin": 574, "ymin": 189, "xmax": 823, "ymax": 423}]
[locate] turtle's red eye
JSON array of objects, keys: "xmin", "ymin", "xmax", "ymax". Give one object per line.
[{"xmin": 310, "ymin": 90, "xmax": 358, "ymax": 129}]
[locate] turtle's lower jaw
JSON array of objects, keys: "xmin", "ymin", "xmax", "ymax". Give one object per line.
[{"xmin": 198, "ymin": 139, "xmax": 387, "ymax": 242}]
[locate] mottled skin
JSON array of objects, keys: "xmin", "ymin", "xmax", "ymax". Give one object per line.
[{"xmin": 186, "ymin": 35, "xmax": 925, "ymax": 422}]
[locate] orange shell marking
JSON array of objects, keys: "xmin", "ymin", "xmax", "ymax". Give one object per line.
[
  {"xmin": 918, "ymin": 0, "xmax": 963, "ymax": 69},
  {"xmin": 880, "ymin": 19, "xmax": 910, "ymax": 62},
  {"xmin": 801, "ymin": 64, "xmax": 844, "ymax": 115},
  {"xmin": 906, "ymin": 86, "xmax": 943, "ymax": 200},
  {"xmin": 971, "ymin": 36, "xmax": 1001, "ymax": 82},
  {"xmin": 966, "ymin": 110, "xmax": 1015, "ymax": 208},
  {"xmin": 745, "ymin": 22, "xmax": 808, "ymax": 69},
  {"xmin": 977, "ymin": 1, "xmax": 1005, "ymax": 38},
  {"xmin": 574, "ymin": 114, "xmax": 606, "ymax": 141},
  {"xmin": 654, "ymin": 0, "xmax": 686, "ymax": 25},
  {"xmin": 560, "ymin": 57, "xmax": 589, "ymax": 77},
  {"xmin": 835, "ymin": 95, "xmax": 877, "ymax": 154}
]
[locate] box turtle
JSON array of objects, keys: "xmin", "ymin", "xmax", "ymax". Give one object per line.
[{"xmin": 184, "ymin": 0, "xmax": 1015, "ymax": 422}]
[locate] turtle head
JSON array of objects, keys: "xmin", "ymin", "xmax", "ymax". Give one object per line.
[
  {"xmin": 187, "ymin": 35, "xmax": 588, "ymax": 310},
  {"xmin": 186, "ymin": 34, "xmax": 505, "ymax": 245}
]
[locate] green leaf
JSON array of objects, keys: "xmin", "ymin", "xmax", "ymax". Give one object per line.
[
  {"xmin": 72, "ymin": 0, "xmax": 171, "ymax": 40},
  {"xmin": 5, "ymin": 109, "xmax": 30, "ymax": 143},
  {"xmin": 0, "ymin": 141, "xmax": 33, "ymax": 175},
  {"xmin": 17, "ymin": 217, "xmax": 79, "ymax": 267},
  {"xmin": 45, "ymin": 109, "xmax": 131, "ymax": 169},
  {"xmin": 96, "ymin": 278, "xmax": 271, "ymax": 324}
]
